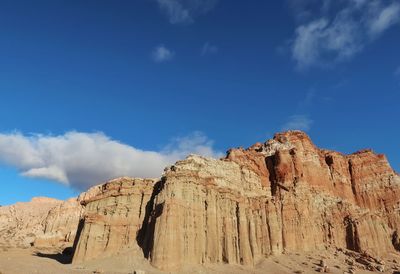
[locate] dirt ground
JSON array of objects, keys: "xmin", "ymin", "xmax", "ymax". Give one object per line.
[{"xmin": 0, "ymin": 246, "xmax": 399, "ymax": 274}]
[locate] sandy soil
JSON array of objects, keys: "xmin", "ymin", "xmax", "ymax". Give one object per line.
[{"xmin": 0, "ymin": 246, "xmax": 399, "ymax": 274}]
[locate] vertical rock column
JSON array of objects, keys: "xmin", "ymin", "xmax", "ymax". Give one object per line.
[{"xmin": 72, "ymin": 178, "xmax": 157, "ymax": 263}]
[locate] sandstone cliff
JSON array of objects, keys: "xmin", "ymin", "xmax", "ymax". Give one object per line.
[
  {"xmin": 70, "ymin": 131, "xmax": 400, "ymax": 271},
  {"xmin": 72, "ymin": 177, "xmax": 157, "ymax": 263},
  {"xmin": 0, "ymin": 197, "xmax": 63, "ymax": 248},
  {"xmin": 0, "ymin": 196, "xmax": 82, "ymax": 250},
  {"xmin": 33, "ymin": 197, "xmax": 83, "ymax": 249},
  {"xmin": 1, "ymin": 131, "xmax": 398, "ymax": 271}
]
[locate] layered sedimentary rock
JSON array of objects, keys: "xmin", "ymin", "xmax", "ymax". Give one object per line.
[
  {"xmin": 0, "ymin": 197, "xmax": 63, "ymax": 248},
  {"xmin": 71, "ymin": 130, "xmax": 400, "ymax": 271},
  {"xmin": 72, "ymin": 177, "xmax": 158, "ymax": 263},
  {"xmin": 33, "ymin": 198, "xmax": 83, "ymax": 249},
  {"xmin": 0, "ymin": 196, "xmax": 83, "ymax": 250}
]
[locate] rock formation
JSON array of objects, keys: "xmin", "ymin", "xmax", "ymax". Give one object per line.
[
  {"xmin": 0, "ymin": 196, "xmax": 82, "ymax": 250},
  {"xmin": 0, "ymin": 197, "xmax": 63, "ymax": 248},
  {"xmin": 1, "ymin": 130, "xmax": 399, "ymax": 272},
  {"xmin": 33, "ymin": 198, "xmax": 83, "ymax": 249},
  {"xmin": 70, "ymin": 130, "xmax": 400, "ymax": 271},
  {"xmin": 72, "ymin": 177, "xmax": 157, "ymax": 263}
]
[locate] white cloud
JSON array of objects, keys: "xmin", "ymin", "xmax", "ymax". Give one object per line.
[
  {"xmin": 157, "ymin": 0, "xmax": 218, "ymax": 24},
  {"xmin": 281, "ymin": 115, "xmax": 313, "ymax": 131},
  {"xmin": 292, "ymin": 14, "xmax": 362, "ymax": 68},
  {"xmin": 152, "ymin": 45, "xmax": 174, "ymax": 62},
  {"xmin": 22, "ymin": 166, "xmax": 68, "ymax": 184},
  {"xmin": 162, "ymin": 131, "xmax": 220, "ymax": 158},
  {"xmin": 367, "ymin": 2, "xmax": 400, "ymax": 37},
  {"xmin": 290, "ymin": 0, "xmax": 400, "ymax": 69},
  {"xmin": 201, "ymin": 42, "xmax": 218, "ymax": 55},
  {"xmin": 0, "ymin": 131, "xmax": 222, "ymax": 190}
]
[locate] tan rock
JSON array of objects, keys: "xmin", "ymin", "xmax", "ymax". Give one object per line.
[
  {"xmin": 0, "ymin": 197, "xmax": 63, "ymax": 248},
  {"xmin": 4, "ymin": 130, "xmax": 400, "ymax": 272},
  {"xmin": 0, "ymin": 196, "xmax": 82, "ymax": 251},
  {"xmin": 138, "ymin": 131, "xmax": 400, "ymax": 270},
  {"xmin": 72, "ymin": 177, "xmax": 157, "ymax": 263},
  {"xmin": 33, "ymin": 197, "xmax": 83, "ymax": 249}
]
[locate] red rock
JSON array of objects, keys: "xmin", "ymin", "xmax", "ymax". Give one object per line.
[
  {"xmin": 135, "ymin": 131, "xmax": 400, "ymax": 270},
  {"xmin": 3, "ymin": 130, "xmax": 400, "ymax": 272}
]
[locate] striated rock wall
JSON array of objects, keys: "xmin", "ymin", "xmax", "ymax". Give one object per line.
[
  {"xmin": 135, "ymin": 131, "xmax": 400, "ymax": 270},
  {"xmin": 72, "ymin": 177, "xmax": 158, "ymax": 263},
  {"xmin": 27, "ymin": 130, "xmax": 399, "ymax": 271},
  {"xmin": 0, "ymin": 197, "xmax": 64, "ymax": 248},
  {"xmin": 33, "ymin": 198, "xmax": 83, "ymax": 249},
  {"xmin": 0, "ymin": 197, "xmax": 83, "ymax": 250}
]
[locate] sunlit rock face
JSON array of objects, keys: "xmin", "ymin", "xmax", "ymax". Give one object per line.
[
  {"xmin": 2, "ymin": 130, "xmax": 399, "ymax": 271},
  {"xmin": 70, "ymin": 131, "xmax": 400, "ymax": 271},
  {"xmin": 0, "ymin": 197, "xmax": 81, "ymax": 249},
  {"xmin": 33, "ymin": 197, "xmax": 83, "ymax": 249},
  {"xmin": 72, "ymin": 177, "xmax": 158, "ymax": 263}
]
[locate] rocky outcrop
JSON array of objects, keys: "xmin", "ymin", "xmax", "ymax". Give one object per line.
[
  {"xmin": 33, "ymin": 198, "xmax": 83, "ymax": 249},
  {"xmin": 0, "ymin": 196, "xmax": 83, "ymax": 250},
  {"xmin": 72, "ymin": 177, "xmax": 158, "ymax": 263},
  {"xmin": 71, "ymin": 130, "xmax": 400, "ymax": 271},
  {"xmin": 0, "ymin": 197, "xmax": 63, "ymax": 248},
  {"xmin": 1, "ymin": 131, "xmax": 398, "ymax": 271}
]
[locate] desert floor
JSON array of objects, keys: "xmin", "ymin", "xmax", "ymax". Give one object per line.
[{"xmin": 0, "ymin": 246, "xmax": 399, "ymax": 274}]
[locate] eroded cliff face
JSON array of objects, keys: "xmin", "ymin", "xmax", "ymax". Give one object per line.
[
  {"xmin": 33, "ymin": 198, "xmax": 83, "ymax": 249},
  {"xmin": 70, "ymin": 130, "xmax": 400, "ymax": 271},
  {"xmin": 0, "ymin": 197, "xmax": 62, "ymax": 248},
  {"xmin": 72, "ymin": 177, "xmax": 158, "ymax": 263},
  {"xmin": 0, "ymin": 197, "xmax": 83, "ymax": 249},
  {"xmin": 0, "ymin": 194, "xmax": 84, "ymax": 251}
]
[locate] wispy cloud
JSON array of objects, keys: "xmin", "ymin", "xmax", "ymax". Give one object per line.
[
  {"xmin": 201, "ymin": 42, "xmax": 218, "ymax": 55},
  {"xmin": 292, "ymin": 17, "xmax": 362, "ymax": 69},
  {"xmin": 290, "ymin": 0, "xmax": 400, "ymax": 69},
  {"xmin": 157, "ymin": 0, "xmax": 218, "ymax": 24},
  {"xmin": 367, "ymin": 2, "xmax": 400, "ymax": 37},
  {"xmin": 287, "ymin": 0, "xmax": 333, "ymax": 23},
  {"xmin": 152, "ymin": 45, "xmax": 174, "ymax": 62},
  {"xmin": 281, "ymin": 115, "xmax": 313, "ymax": 131},
  {"xmin": 281, "ymin": 89, "xmax": 316, "ymax": 132},
  {"xmin": 0, "ymin": 131, "xmax": 222, "ymax": 190},
  {"xmin": 297, "ymin": 89, "xmax": 316, "ymax": 110}
]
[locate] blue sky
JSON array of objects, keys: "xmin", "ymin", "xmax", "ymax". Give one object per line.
[{"xmin": 0, "ymin": 0, "xmax": 399, "ymax": 205}]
